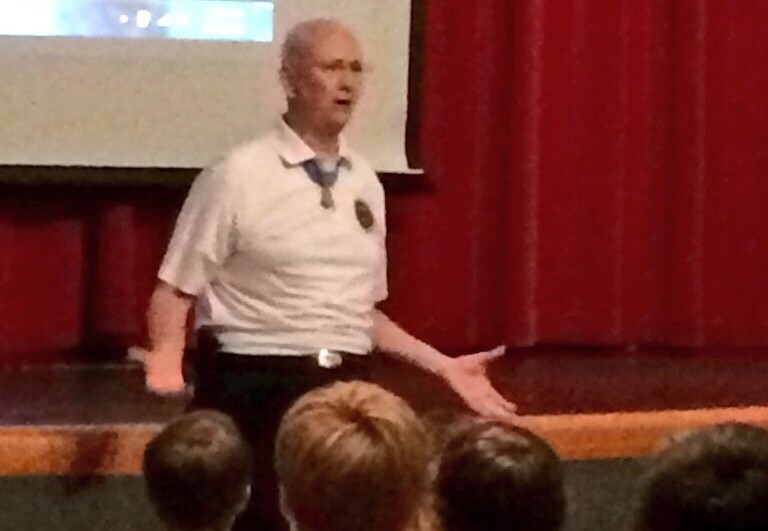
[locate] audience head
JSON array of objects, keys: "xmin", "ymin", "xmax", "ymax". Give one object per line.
[
  {"xmin": 434, "ymin": 417, "xmax": 566, "ymax": 531},
  {"xmin": 635, "ymin": 422, "xmax": 768, "ymax": 531},
  {"xmin": 143, "ymin": 410, "xmax": 252, "ymax": 531},
  {"xmin": 275, "ymin": 380, "xmax": 431, "ymax": 531}
]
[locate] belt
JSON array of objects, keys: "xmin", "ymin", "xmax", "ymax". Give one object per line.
[{"xmin": 211, "ymin": 350, "xmax": 371, "ymax": 372}]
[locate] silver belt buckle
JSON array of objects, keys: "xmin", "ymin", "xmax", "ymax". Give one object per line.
[{"xmin": 317, "ymin": 348, "xmax": 343, "ymax": 369}]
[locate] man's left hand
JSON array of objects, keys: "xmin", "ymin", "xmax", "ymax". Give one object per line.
[{"xmin": 441, "ymin": 345, "xmax": 518, "ymax": 421}]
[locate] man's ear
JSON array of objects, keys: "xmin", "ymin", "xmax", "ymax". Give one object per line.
[
  {"xmin": 235, "ymin": 484, "xmax": 251, "ymax": 515},
  {"xmin": 278, "ymin": 484, "xmax": 300, "ymax": 531},
  {"xmin": 280, "ymin": 68, "xmax": 296, "ymax": 99}
]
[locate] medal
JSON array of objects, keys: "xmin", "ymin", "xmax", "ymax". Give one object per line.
[
  {"xmin": 320, "ymin": 186, "xmax": 335, "ymax": 209},
  {"xmin": 302, "ymin": 158, "xmax": 339, "ymax": 210}
]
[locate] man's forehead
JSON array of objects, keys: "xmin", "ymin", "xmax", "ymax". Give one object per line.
[{"xmin": 308, "ymin": 28, "xmax": 362, "ymax": 60}]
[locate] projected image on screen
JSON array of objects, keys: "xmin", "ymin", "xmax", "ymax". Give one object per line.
[
  {"xmin": 0, "ymin": 0, "xmax": 413, "ymax": 171},
  {"xmin": 0, "ymin": 0, "xmax": 274, "ymax": 41}
]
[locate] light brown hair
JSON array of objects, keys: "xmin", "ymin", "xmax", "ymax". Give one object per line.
[{"xmin": 275, "ymin": 381, "xmax": 431, "ymax": 531}]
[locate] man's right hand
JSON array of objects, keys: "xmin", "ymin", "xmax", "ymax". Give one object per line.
[{"xmin": 128, "ymin": 346, "xmax": 186, "ymax": 395}]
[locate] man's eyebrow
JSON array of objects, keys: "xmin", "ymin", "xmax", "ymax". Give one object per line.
[
  {"xmin": 322, "ymin": 59, "xmax": 365, "ymax": 70},
  {"xmin": 327, "ymin": 59, "xmax": 362, "ymax": 65}
]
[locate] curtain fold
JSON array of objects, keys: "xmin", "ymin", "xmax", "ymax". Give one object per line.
[{"xmin": 414, "ymin": 0, "xmax": 768, "ymax": 348}]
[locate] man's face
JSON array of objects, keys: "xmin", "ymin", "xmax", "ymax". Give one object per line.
[{"xmin": 289, "ymin": 27, "xmax": 365, "ymax": 133}]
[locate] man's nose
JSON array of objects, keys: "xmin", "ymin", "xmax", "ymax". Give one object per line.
[{"xmin": 338, "ymin": 68, "xmax": 358, "ymax": 91}]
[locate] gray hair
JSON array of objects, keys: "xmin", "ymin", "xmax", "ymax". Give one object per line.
[{"xmin": 280, "ymin": 18, "xmax": 351, "ymax": 76}]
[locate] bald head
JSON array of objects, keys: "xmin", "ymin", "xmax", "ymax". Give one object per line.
[
  {"xmin": 281, "ymin": 19, "xmax": 357, "ymax": 77},
  {"xmin": 280, "ymin": 19, "xmax": 364, "ymax": 136}
]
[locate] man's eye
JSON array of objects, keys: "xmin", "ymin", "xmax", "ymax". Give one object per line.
[{"xmin": 320, "ymin": 63, "xmax": 364, "ymax": 74}]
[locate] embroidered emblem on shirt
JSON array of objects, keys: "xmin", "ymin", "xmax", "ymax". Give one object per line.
[{"xmin": 354, "ymin": 199, "xmax": 375, "ymax": 231}]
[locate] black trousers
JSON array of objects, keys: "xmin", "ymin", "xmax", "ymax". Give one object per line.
[{"xmin": 189, "ymin": 346, "xmax": 372, "ymax": 531}]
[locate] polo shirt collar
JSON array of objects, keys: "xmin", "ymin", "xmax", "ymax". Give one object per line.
[{"xmin": 277, "ymin": 118, "xmax": 352, "ymax": 169}]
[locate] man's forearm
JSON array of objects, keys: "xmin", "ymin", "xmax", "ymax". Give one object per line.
[
  {"xmin": 147, "ymin": 280, "xmax": 195, "ymax": 360},
  {"xmin": 371, "ymin": 309, "xmax": 452, "ymax": 379}
]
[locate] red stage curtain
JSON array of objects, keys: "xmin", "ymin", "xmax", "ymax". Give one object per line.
[
  {"xmin": 1, "ymin": 0, "xmax": 768, "ymax": 361},
  {"xmin": 390, "ymin": 0, "xmax": 768, "ymax": 348},
  {"xmin": 0, "ymin": 189, "xmax": 180, "ymax": 362},
  {"xmin": 0, "ymin": 191, "xmax": 85, "ymax": 358}
]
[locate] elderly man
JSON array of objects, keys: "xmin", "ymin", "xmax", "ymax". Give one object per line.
[{"xmin": 141, "ymin": 17, "xmax": 516, "ymax": 530}]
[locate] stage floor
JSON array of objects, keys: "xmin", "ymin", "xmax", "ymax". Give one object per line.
[
  {"xmin": 0, "ymin": 364, "xmax": 184, "ymax": 426},
  {"xmin": 2, "ymin": 347, "xmax": 768, "ymax": 473}
]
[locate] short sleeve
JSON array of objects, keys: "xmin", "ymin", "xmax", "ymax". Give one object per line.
[{"xmin": 158, "ymin": 161, "xmax": 237, "ymax": 295}]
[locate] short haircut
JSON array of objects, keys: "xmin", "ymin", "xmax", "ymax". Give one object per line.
[
  {"xmin": 635, "ymin": 422, "xmax": 768, "ymax": 531},
  {"xmin": 143, "ymin": 410, "xmax": 253, "ymax": 531},
  {"xmin": 275, "ymin": 380, "xmax": 431, "ymax": 531},
  {"xmin": 281, "ymin": 18, "xmax": 349, "ymax": 77},
  {"xmin": 435, "ymin": 418, "xmax": 566, "ymax": 531}
]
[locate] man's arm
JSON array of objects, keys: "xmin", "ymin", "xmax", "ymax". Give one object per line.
[
  {"xmin": 372, "ymin": 309, "xmax": 517, "ymax": 420},
  {"xmin": 142, "ymin": 280, "xmax": 196, "ymax": 394}
]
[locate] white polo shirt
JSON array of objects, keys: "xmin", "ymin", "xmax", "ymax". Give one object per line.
[{"xmin": 158, "ymin": 119, "xmax": 387, "ymax": 356}]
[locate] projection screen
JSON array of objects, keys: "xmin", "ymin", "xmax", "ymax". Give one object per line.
[{"xmin": 0, "ymin": 0, "xmax": 414, "ymax": 173}]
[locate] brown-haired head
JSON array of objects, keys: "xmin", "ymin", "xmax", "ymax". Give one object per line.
[
  {"xmin": 275, "ymin": 381, "xmax": 431, "ymax": 531},
  {"xmin": 635, "ymin": 422, "xmax": 768, "ymax": 531},
  {"xmin": 143, "ymin": 410, "xmax": 252, "ymax": 531},
  {"xmin": 435, "ymin": 418, "xmax": 566, "ymax": 531}
]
